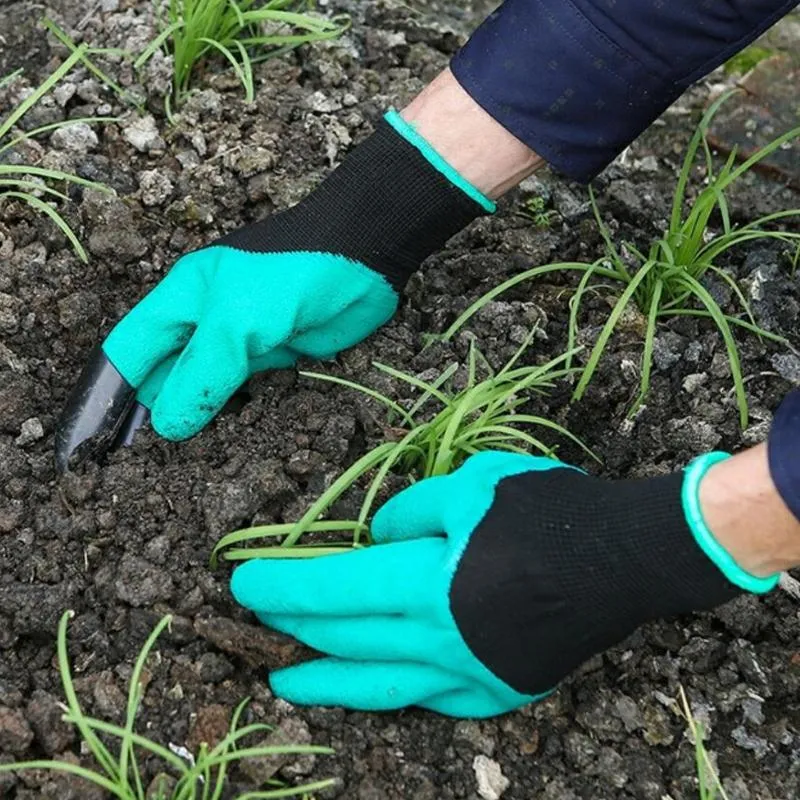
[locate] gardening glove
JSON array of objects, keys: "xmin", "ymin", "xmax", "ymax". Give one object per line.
[
  {"xmin": 231, "ymin": 450, "xmax": 779, "ymax": 718},
  {"xmin": 54, "ymin": 110, "xmax": 493, "ymax": 472}
]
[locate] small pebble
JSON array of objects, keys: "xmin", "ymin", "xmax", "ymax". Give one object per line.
[
  {"xmin": 15, "ymin": 417, "xmax": 43, "ymax": 446},
  {"xmin": 473, "ymin": 755, "xmax": 510, "ymax": 800}
]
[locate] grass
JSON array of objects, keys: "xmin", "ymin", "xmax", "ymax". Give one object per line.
[
  {"xmin": 678, "ymin": 686, "xmax": 730, "ymax": 800},
  {"xmin": 212, "ymin": 331, "xmax": 594, "ymax": 563},
  {"xmin": 0, "ymin": 48, "xmax": 113, "ymax": 261},
  {"xmin": 135, "ymin": 0, "xmax": 349, "ymax": 110},
  {"xmin": 44, "ymin": 18, "xmax": 146, "ymax": 110},
  {"xmin": 439, "ymin": 90, "xmax": 800, "ymax": 428},
  {"xmin": 0, "ymin": 611, "xmax": 333, "ymax": 799}
]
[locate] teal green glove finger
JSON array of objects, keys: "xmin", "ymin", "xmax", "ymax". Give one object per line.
[
  {"xmin": 270, "ymin": 658, "xmax": 459, "ymax": 712},
  {"xmin": 103, "ymin": 258, "xmax": 204, "ymax": 389},
  {"xmin": 258, "ymin": 612, "xmax": 460, "ymax": 663},
  {"xmin": 369, "ymin": 474, "xmax": 453, "ymax": 543},
  {"xmin": 372, "ymin": 450, "xmax": 566, "ymax": 544},
  {"xmin": 135, "ymin": 355, "xmax": 178, "ymax": 410},
  {"xmin": 419, "ymin": 687, "xmax": 515, "ymax": 718},
  {"xmin": 231, "ymin": 538, "xmax": 440, "ymax": 617},
  {"xmin": 150, "ymin": 316, "xmax": 250, "ymax": 441}
]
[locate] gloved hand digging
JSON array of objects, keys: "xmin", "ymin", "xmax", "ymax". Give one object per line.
[
  {"xmin": 231, "ymin": 451, "xmax": 779, "ymax": 718},
  {"xmin": 55, "ymin": 111, "xmax": 493, "ymax": 471}
]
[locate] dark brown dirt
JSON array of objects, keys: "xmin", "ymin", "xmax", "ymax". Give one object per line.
[{"xmin": 1, "ymin": 2, "xmax": 799, "ymax": 798}]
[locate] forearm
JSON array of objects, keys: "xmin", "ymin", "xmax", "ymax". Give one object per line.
[
  {"xmin": 450, "ymin": 0, "xmax": 799, "ymax": 182},
  {"xmin": 401, "ymin": 69, "xmax": 544, "ymax": 200}
]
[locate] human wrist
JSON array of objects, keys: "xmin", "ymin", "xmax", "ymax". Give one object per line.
[
  {"xmin": 401, "ymin": 68, "xmax": 544, "ymax": 199},
  {"xmin": 697, "ymin": 443, "xmax": 800, "ymax": 581}
]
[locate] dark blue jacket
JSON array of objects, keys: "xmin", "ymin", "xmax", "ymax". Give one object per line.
[{"xmin": 452, "ymin": 0, "xmax": 797, "ymax": 182}]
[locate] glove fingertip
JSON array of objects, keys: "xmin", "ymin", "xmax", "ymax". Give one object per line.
[
  {"xmin": 230, "ymin": 561, "xmax": 269, "ymax": 610},
  {"xmin": 268, "ymin": 664, "xmax": 313, "ymax": 704}
]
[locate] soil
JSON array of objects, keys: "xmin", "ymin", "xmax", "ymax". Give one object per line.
[{"xmin": 1, "ymin": 1, "xmax": 799, "ymax": 798}]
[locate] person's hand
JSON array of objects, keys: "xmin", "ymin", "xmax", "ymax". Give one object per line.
[
  {"xmin": 55, "ymin": 111, "xmax": 491, "ymax": 471},
  {"xmin": 231, "ymin": 450, "xmax": 779, "ymax": 718}
]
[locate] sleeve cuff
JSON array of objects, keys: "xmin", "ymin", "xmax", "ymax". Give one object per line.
[{"xmin": 768, "ymin": 389, "xmax": 800, "ymax": 524}]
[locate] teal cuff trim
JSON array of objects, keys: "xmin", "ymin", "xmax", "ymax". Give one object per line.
[
  {"xmin": 682, "ymin": 451, "xmax": 780, "ymax": 595},
  {"xmin": 384, "ymin": 109, "xmax": 497, "ymax": 214}
]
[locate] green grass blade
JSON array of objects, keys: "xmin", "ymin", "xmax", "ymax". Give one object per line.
[
  {"xmin": 669, "ymin": 90, "xmax": 735, "ymax": 234},
  {"xmin": 134, "ymin": 22, "xmax": 184, "ymax": 69},
  {"xmin": 119, "ymin": 615, "xmax": 172, "ymax": 793},
  {"xmin": 631, "ymin": 278, "xmax": 663, "ymax": 415},
  {"xmin": 438, "ymin": 262, "xmax": 602, "ymax": 342},
  {"xmin": 0, "ymin": 759, "xmax": 128, "ymax": 798},
  {"xmin": 224, "ymin": 545, "xmax": 356, "ymax": 560},
  {"xmin": 0, "ymin": 46, "xmax": 85, "ymax": 140},
  {"xmin": 63, "ymin": 715, "xmax": 190, "ymax": 775},
  {"xmin": 372, "ymin": 362, "xmax": 453, "ymax": 407},
  {"xmin": 678, "ymin": 273, "xmax": 748, "ymax": 428},
  {"xmin": 706, "ymin": 264, "xmax": 759, "ymax": 329},
  {"xmin": 407, "ymin": 362, "xmax": 458, "ymax": 418},
  {"xmin": 358, "ymin": 428, "xmax": 426, "ymax": 525},
  {"xmin": 283, "ymin": 442, "xmax": 397, "ymax": 547},
  {"xmin": 0, "ymin": 67, "xmax": 23, "ymax": 91},
  {"xmin": 211, "ymin": 521, "xmax": 366, "ymax": 565},
  {"xmin": 198, "ymin": 37, "xmax": 251, "ymax": 100},
  {"xmin": 299, "ymin": 370, "xmax": 415, "ymax": 426},
  {"xmin": 573, "ymin": 260, "xmax": 657, "ymax": 401},
  {"xmin": 3, "ymin": 190, "xmax": 88, "ymax": 261},
  {"xmin": 56, "ymin": 611, "xmax": 121, "ymax": 782},
  {"xmin": 237, "ymin": 778, "xmax": 337, "ymax": 799},
  {"xmin": 0, "ymin": 116, "xmax": 118, "ymax": 156},
  {"xmin": 0, "ymin": 179, "xmax": 70, "ymax": 201},
  {"xmin": 494, "ymin": 325, "xmax": 539, "ymax": 379},
  {"xmin": 658, "ymin": 308, "xmax": 786, "ymax": 342},
  {"xmin": 0, "ymin": 163, "xmax": 109, "ymax": 189},
  {"xmin": 43, "ymin": 19, "xmax": 134, "ymax": 106},
  {"xmin": 589, "ymin": 184, "xmax": 629, "ymax": 278},
  {"xmin": 566, "ymin": 260, "xmax": 606, "ymax": 368},
  {"xmin": 488, "ymin": 413, "xmax": 599, "ymax": 462}
]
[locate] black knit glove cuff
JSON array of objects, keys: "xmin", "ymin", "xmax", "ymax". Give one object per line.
[
  {"xmin": 450, "ymin": 468, "xmax": 742, "ymax": 696},
  {"xmin": 218, "ymin": 114, "xmax": 493, "ymax": 291}
]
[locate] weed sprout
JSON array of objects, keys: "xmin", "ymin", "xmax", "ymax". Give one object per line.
[{"xmin": 0, "ymin": 611, "xmax": 333, "ymax": 799}]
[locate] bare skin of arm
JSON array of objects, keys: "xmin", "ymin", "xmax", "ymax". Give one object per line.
[{"xmin": 402, "ymin": 68, "xmax": 800, "ymax": 577}]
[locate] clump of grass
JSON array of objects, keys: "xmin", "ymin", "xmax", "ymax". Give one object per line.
[
  {"xmin": 0, "ymin": 48, "xmax": 112, "ymax": 261},
  {"xmin": 212, "ymin": 332, "xmax": 594, "ymax": 563},
  {"xmin": 136, "ymin": 0, "xmax": 349, "ymax": 109},
  {"xmin": 0, "ymin": 611, "xmax": 334, "ymax": 799},
  {"xmin": 678, "ymin": 686, "xmax": 731, "ymax": 800},
  {"xmin": 439, "ymin": 91, "xmax": 800, "ymax": 428}
]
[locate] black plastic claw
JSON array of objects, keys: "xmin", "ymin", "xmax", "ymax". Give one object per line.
[
  {"xmin": 55, "ymin": 345, "xmax": 138, "ymax": 474},
  {"xmin": 114, "ymin": 401, "xmax": 150, "ymax": 449}
]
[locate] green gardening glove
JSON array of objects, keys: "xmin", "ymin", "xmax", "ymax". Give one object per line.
[
  {"xmin": 231, "ymin": 451, "xmax": 779, "ymax": 718},
  {"xmin": 54, "ymin": 111, "xmax": 493, "ymax": 471}
]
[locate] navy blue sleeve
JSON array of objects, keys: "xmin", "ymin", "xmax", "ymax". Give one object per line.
[
  {"xmin": 769, "ymin": 391, "xmax": 800, "ymax": 523},
  {"xmin": 450, "ymin": 0, "xmax": 798, "ymax": 182}
]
